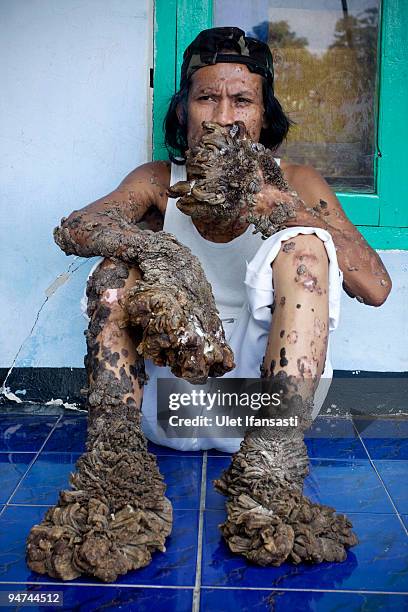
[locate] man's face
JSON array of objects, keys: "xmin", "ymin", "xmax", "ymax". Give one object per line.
[{"xmin": 184, "ymin": 62, "xmax": 268, "ymax": 149}]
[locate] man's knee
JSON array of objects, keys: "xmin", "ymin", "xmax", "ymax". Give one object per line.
[
  {"xmin": 86, "ymin": 258, "xmax": 141, "ymax": 321},
  {"xmin": 273, "ymin": 234, "xmax": 329, "ymax": 295}
]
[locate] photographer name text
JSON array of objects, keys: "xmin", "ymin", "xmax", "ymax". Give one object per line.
[{"xmin": 168, "ymin": 415, "xmax": 299, "ymax": 428}]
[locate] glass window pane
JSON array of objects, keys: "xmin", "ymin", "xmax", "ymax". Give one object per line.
[{"xmin": 214, "ymin": 0, "xmax": 380, "ymax": 193}]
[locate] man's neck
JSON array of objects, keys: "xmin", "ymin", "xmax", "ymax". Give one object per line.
[{"xmin": 191, "ymin": 216, "xmax": 250, "ymax": 243}]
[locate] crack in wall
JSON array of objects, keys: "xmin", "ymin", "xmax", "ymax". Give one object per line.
[{"xmin": 1, "ymin": 256, "xmax": 88, "ymax": 409}]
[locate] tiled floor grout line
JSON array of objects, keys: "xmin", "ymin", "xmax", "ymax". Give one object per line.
[
  {"xmin": 0, "ymin": 450, "xmax": 206, "ymax": 458},
  {"xmin": 199, "ymin": 586, "xmax": 408, "ymax": 595},
  {"xmin": 1, "ymin": 415, "xmax": 407, "ymax": 596},
  {"xmin": 0, "ymin": 415, "xmax": 63, "ymax": 515},
  {"xmin": 0, "ymin": 581, "xmax": 407, "ymax": 595},
  {"xmin": 6, "ymin": 504, "xmax": 54, "ymax": 508},
  {"xmin": 0, "ymin": 451, "xmax": 37, "ymax": 455},
  {"xmin": 352, "ymin": 422, "xmax": 408, "ymax": 536},
  {"xmin": 192, "ymin": 451, "xmax": 207, "ymax": 612},
  {"xmin": 0, "ymin": 581, "xmax": 193, "ymax": 589}
]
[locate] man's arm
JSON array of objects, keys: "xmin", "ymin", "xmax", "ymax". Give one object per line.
[
  {"xmin": 54, "ymin": 161, "xmax": 170, "ymax": 256},
  {"xmin": 280, "ymin": 164, "xmax": 392, "ymax": 307}
]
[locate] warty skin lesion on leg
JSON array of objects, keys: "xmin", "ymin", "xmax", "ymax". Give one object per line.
[
  {"xmin": 215, "ymin": 234, "xmax": 358, "ymax": 566},
  {"xmin": 28, "ymin": 201, "xmax": 235, "ymax": 581},
  {"xmin": 26, "ymin": 258, "xmax": 173, "ymax": 582}
]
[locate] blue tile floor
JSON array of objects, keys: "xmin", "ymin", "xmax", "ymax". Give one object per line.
[{"xmin": 0, "ymin": 412, "xmax": 407, "ymax": 611}]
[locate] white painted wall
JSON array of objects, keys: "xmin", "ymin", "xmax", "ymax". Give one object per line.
[
  {"xmin": 0, "ymin": 2, "xmax": 406, "ymax": 374},
  {"xmin": 0, "ymin": 0, "xmax": 152, "ymax": 368},
  {"xmin": 330, "ymin": 251, "xmax": 408, "ymax": 372}
]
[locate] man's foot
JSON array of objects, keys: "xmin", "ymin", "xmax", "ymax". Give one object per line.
[
  {"xmin": 26, "ymin": 414, "xmax": 173, "ymax": 582},
  {"xmin": 214, "ymin": 433, "xmax": 358, "ymax": 566},
  {"xmin": 217, "ymin": 487, "xmax": 357, "ymax": 566}
]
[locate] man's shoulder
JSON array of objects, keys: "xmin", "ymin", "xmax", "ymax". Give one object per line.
[
  {"xmin": 280, "ymin": 160, "xmax": 338, "ymax": 209},
  {"xmin": 126, "ymin": 160, "xmax": 171, "ymax": 187},
  {"xmin": 280, "ymin": 160, "xmax": 321, "ymax": 184}
]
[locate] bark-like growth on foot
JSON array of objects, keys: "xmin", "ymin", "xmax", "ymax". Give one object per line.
[
  {"xmin": 214, "ymin": 373, "xmax": 358, "ymax": 566},
  {"xmin": 26, "ymin": 417, "xmax": 172, "ymax": 582},
  {"xmin": 26, "ymin": 262, "xmax": 172, "ymax": 582}
]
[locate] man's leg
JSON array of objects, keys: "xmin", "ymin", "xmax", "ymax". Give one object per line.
[
  {"xmin": 26, "ymin": 258, "xmax": 172, "ymax": 582},
  {"xmin": 215, "ymin": 234, "xmax": 358, "ymax": 566},
  {"xmin": 84, "ymin": 257, "xmax": 146, "ymax": 441},
  {"xmin": 263, "ymin": 233, "xmax": 328, "ymax": 391}
]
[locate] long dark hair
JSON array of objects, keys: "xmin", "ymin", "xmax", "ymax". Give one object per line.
[{"xmin": 163, "ymin": 78, "xmax": 293, "ymax": 164}]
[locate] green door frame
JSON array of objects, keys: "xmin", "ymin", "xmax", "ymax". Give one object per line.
[{"xmin": 153, "ymin": 0, "xmax": 408, "ymax": 249}]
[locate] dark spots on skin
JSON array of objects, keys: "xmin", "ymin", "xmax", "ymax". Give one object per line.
[
  {"xmin": 280, "ymin": 348, "xmax": 288, "ymax": 367},
  {"xmin": 86, "ymin": 304, "xmax": 112, "ymax": 339},
  {"xmin": 260, "ymin": 357, "xmax": 276, "ymax": 378},
  {"xmin": 280, "ymin": 329, "xmax": 285, "ymax": 338},
  {"xmin": 296, "ymin": 304, "xmax": 301, "ymax": 309},
  {"xmin": 293, "ymin": 264, "xmax": 323, "ymax": 295},
  {"xmin": 126, "ymin": 396, "xmax": 137, "ymax": 408},
  {"xmin": 280, "ymin": 297, "xmax": 286, "ymax": 307},
  {"xmin": 101, "ymin": 346, "xmax": 120, "ymax": 368},
  {"xmin": 287, "ymin": 330, "xmax": 298, "ymax": 344},
  {"xmin": 282, "ymin": 241, "xmax": 295, "ymax": 253},
  {"xmin": 314, "ymin": 318, "xmax": 326, "ymax": 338},
  {"xmin": 297, "ymin": 355, "xmax": 319, "ymax": 379},
  {"xmin": 121, "ymin": 349, "xmax": 129, "ymax": 358},
  {"xmin": 27, "ymin": 252, "xmax": 174, "ymax": 581},
  {"xmin": 310, "ymin": 341, "xmax": 318, "ymax": 360},
  {"xmin": 119, "ymin": 366, "xmax": 135, "ymax": 394},
  {"xmin": 84, "ymin": 260, "xmax": 147, "ymax": 408},
  {"xmin": 109, "ymin": 351, "xmax": 120, "ymax": 368},
  {"xmin": 130, "ymin": 362, "xmax": 147, "ymax": 389}
]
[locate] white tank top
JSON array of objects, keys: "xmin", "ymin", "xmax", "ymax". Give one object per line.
[{"xmin": 164, "ymin": 160, "xmax": 281, "ymax": 325}]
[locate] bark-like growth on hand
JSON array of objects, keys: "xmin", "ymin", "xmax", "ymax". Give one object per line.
[
  {"xmin": 119, "ymin": 231, "xmax": 234, "ymax": 384},
  {"xmin": 167, "ymin": 122, "xmax": 303, "ymax": 236},
  {"xmin": 54, "ymin": 207, "xmax": 234, "ymax": 383}
]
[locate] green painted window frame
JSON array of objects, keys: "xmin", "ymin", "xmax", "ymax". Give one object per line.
[{"xmin": 153, "ymin": 0, "xmax": 408, "ymax": 249}]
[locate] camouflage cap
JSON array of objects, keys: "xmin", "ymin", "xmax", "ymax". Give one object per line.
[{"xmin": 180, "ymin": 26, "xmax": 274, "ymax": 91}]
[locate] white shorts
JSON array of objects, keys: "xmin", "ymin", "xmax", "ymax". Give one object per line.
[{"xmin": 81, "ymin": 227, "xmax": 342, "ymax": 452}]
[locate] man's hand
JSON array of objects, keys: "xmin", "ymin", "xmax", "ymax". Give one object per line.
[
  {"xmin": 168, "ymin": 121, "xmax": 301, "ymax": 236},
  {"xmin": 168, "ymin": 122, "xmax": 391, "ymax": 306},
  {"xmin": 117, "ymin": 230, "xmax": 235, "ymax": 383}
]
